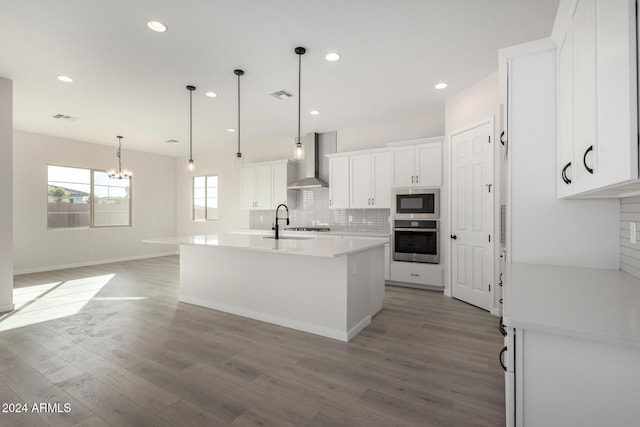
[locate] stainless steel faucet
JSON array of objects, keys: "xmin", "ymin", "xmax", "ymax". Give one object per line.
[{"xmin": 273, "ymin": 204, "xmax": 290, "ymax": 239}]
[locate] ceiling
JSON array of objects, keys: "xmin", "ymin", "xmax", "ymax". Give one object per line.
[{"xmin": 0, "ymin": 0, "xmax": 559, "ymax": 157}]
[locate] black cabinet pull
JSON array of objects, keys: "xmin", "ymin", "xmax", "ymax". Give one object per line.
[
  {"xmin": 500, "ymin": 131, "xmax": 506, "ymax": 146},
  {"xmin": 499, "ymin": 316, "xmax": 507, "ymax": 337},
  {"xmin": 450, "ymin": 235, "xmax": 457, "ymax": 240},
  {"xmin": 583, "ymin": 145, "xmax": 594, "ymax": 174},
  {"xmin": 561, "ymin": 162, "xmax": 572, "ymax": 184},
  {"xmin": 499, "ymin": 346, "xmax": 508, "ymax": 372},
  {"xmin": 498, "ymin": 272, "xmax": 503, "ymax": 287}
]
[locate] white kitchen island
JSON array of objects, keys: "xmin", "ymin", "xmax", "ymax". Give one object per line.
[{"xmin": 147, "ymin": 234, "xmax": 388, "ymax": 342}]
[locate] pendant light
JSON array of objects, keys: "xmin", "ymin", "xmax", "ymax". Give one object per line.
[
  {"xmin": 107, "ymin": 135, "xmax": 132, "ymax": 179},
  {"xmin": 294, "ymin": 46, "xmax": 306, "ymax": 161},
  {"xmin": 186, "ymin": 85, "xmax": 196, "ymax": 172},
  {"xmin": 234, "ymin": 69, "xmax": 245, "ymax": 168}
]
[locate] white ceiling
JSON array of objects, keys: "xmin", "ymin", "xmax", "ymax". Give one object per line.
[{"xmin": 0, "ymin": 0, "xmax": 559, "ymax": 157}]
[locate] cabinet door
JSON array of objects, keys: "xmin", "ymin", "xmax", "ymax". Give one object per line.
[
  {"xmin": 329, "ymin": 156, "xmax": 350, "ymax": 209},
  {"xmin": 557, "ymin": 24, "xmax": 575, "ymax": 196},
  {"xmin": 572, "ymin": 0, "xmax": 597, "ymax": 187},
  {"xmin": 594, "ymin": 0, "xmax": 638, "ymax": 188},
  {"xmin": 372, "ymin": 151, "xmax": 391, "ymax": 208},
  {"xmin": 350, "ymin": 154, "xmax": 372, "ymax": 208},
  {"xmin": 390, "ymin": 146, "xmax": 415, "ymax": 187},
  {"xmin": 241, "ymin": 166, "xmax": 258, "ymax": 210},
  {"xmin": 416, "ymin": 142, "xmax": 442, "ymax": 187},
  {"xmin": 271, "ymin": 163, "xmax": 288, "ymax": 209},
  {"xmin": 255, "ymin": 165, "xmax": 272, "ymax": 209}
]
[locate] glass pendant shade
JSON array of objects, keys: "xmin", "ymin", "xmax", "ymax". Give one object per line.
[
  {"xmin": 187, "ymin": 159, "xmax": 195, "ymax": 172},
  {"xmin": 235, "ymin": 152, "xmax": 244, "ymax": 169},
  {"xmin": 294, "ymin": 143, "xmax": 304, "ymax": 161}
]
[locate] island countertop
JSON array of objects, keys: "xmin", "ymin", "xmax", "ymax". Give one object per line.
[{"xmin": 145, "ymin": 233, "xmax": 388, "ymax": 258}]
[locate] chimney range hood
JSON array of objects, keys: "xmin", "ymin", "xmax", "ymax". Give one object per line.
[{"xmin": 288, "ymin": 132, "xmax": 329, "ymax": 190}]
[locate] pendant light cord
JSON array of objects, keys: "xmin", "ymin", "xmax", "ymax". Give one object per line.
[
  {"xmin": 297, "ymin": 51, "xmax": 301, "ymax": 147},
  {"xmin": 189, "ymin": 89, "xmax": 193, "ymax": 161},
  {"xmin": 117, "ymin": 136, "xmax": 122, "ymax": 173},
  {"xmin": 237, "ymin": 72, "xmax": 241, "ymax": 154}
]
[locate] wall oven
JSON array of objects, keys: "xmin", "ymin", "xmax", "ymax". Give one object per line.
[
  {"xmin": 393, "ymin": 219, "xmax": 440, "ymax": 264},
  {"xmin": 392, "ymin": 188, "xmax": 440, "ymax": 219}
]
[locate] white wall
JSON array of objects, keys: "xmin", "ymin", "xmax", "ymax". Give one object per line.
[
  {"xmin": 13, "ymin": 131, "xmax": 178, "ymax": 273},
  {"xmin": 444, "ymin": 72, "xmax": 502, "ymax": 311},
  {"xmin": 0, "ymin": 78, "xmax": 13, "ymax": 312}
]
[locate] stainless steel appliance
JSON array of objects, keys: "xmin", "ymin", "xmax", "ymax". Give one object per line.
[
  {"xmin": 392, "ymin": 219, "xmax": 440, "ymax": 263},
  {"xmin": 392, "ymin": 188, "xmax": 440, "ymax": 219}
]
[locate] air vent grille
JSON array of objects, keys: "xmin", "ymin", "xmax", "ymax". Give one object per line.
[
  {"xmin": 52, "ymin": 114, "xmax": 77, "ymax": 121},
  {"xmin": 270, "ymin": 90, "xmax": 294, "ymax": 100}
]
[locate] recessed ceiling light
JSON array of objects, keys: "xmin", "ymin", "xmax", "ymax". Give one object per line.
[
  {"xmin": 57, "ymin": 75, "xmax": 73, "ymax": 83},
  {"xmin": 227, "ymin": 128, "xmax": 236, "ymax": 132},
  {"xmin": 310, "ymin": 110, "xmax": 320, "ymax": 115},
  {"xmin": 147, "ymin": 21, "xmax": 168, "ymax": 33},
  {"xmin": 205, "ymin": 92, "xmax": 218, "ymax": 98},
  {"xmin": 435, "ymin": 82, "xmax": 448, "ymax": 90},
  {"xmin": 325, "ymin": 52, "xmax": 341, "ymax": 62},
  {"xmin": 165, "ymin": 139, "xmax": 180, "ymax": 144}
]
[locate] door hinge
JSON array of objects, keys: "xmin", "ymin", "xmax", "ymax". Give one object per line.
[{"xmin": 488, "ymin": 234, "xmax": 491, "ymax": 242}]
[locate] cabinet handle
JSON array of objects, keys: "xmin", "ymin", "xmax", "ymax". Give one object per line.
[
  {"xmin": 329, "ymin": 200, "xmax": 332, "ymax": 206},
  {"xmin": 583, "ymin": 145, "xmax": 594, "ymax": 174},
  {"xmin": 498, "ymin": 316, "xmax": 507, "ymax": 337},
  {"xmin": 416, "ymin": 175, "xmax": 419, "ymax": 183},
  {"xmin": 372, "ymin": 198, "xmax": 375, "ymax": 205},
  {"xmin": 410, "ymin": 273, "xmax": 420, "ymax": 277},
  {"xmin": 450, "ymin": 235, "xmax": 457, "ymax": 240},
  {"xmin": 411, "ymin": 175, "xmax": 414, "ymax": 184},
  {"xmin": 368, "ymin": 198, "xmax": 371, "ymax": 205},
  {"xmin": 500, "ymin": 131, "xmax": 506, "ymax": 146},
  {"xmin": 499, "ymin": 346, "xmax": 507, "ymax": 372},
  {"xmin": 561, "ymin": 162, "xmax": 572, "ymax": 185}
]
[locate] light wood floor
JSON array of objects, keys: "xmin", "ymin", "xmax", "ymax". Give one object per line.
[{"xmin": 0, "ymin": 256, "xmax": 505, "ymax": 426}]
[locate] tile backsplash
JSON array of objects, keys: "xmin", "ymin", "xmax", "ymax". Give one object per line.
[
  {"xmin": 621, "ymin": 196, "xmax": 640, "ymax": 279},
  {"xmin": 249, "ymin": 130, "xmax": 391, "ymax": 234}
]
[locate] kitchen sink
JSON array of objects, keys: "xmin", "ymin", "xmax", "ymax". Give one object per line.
[{"xmin": 261, "ymin": 236, "xmax": 314, "ymax": 240}]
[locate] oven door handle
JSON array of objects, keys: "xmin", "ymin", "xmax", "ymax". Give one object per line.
[{"xmin": 394, "ymin": 228, "xmax": 439, "ymax": 232}]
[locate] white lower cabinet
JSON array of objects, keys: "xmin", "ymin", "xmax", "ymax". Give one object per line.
[
  {"xmin": 504, "ymin": 326, "xmax": 640, "ymax": 427},
  {"xmin": 389, "ymin": 261, "xmax": 443, "ymax": 287}
]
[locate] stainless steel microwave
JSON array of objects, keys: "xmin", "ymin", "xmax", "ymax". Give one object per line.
[{"xmin": 392, "ymin": 188, "xmax": 440, "ymax": 219}]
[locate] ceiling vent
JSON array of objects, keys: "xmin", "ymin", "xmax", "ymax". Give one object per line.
[
  {"xmin": 165, "ymin": 139, "xmax": 180, "ymax": 144},
  {"xmin": 270, "ymin": 90, "xmax": 294, "ymax": 100},
  {"xmin": 52, "ymin": 114, "xmax": 77, "ymax": 121}
]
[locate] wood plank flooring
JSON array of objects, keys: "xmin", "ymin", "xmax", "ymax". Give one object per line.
[{"xmin": 0, "ymin": 256, "xmax": 505, "ymax": 426}]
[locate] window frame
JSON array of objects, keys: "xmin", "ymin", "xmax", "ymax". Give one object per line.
[
  {"xmin": 47, "ymin": 164, "xmax": 133, "ymax": 230},
  {"xmin": 192, "ymin": 174, "xmax": 218, "ymax": 221}
]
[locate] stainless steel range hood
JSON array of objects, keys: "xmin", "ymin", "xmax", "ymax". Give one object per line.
[{"xmin": 288, "ymin": 132, "xmax": 329, "ymax": 190}]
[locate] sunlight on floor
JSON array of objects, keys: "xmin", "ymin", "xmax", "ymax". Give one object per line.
[{"xmin": 0, "ymin": 274, "xmax": 115, "ymax": 332}]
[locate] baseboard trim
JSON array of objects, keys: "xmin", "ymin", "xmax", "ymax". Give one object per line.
[
  {"xmin": 0, "ymin": 304, "xmax": 15, "ymax": 314},
  {"xmin": 14, "ymin": 252, "xmax": 179, "ymax": 275},
  {"xmin": 179, "ymin": 295, "xmax": 358, "ymax": 342}
]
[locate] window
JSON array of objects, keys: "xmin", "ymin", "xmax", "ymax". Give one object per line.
[
  {"xmin": 47, "ymin": 165, "xmax": 131, "ymax": 229},
  {"xmin": 193, "ymin": 175, "xmax": 218, "ymax": 221}
]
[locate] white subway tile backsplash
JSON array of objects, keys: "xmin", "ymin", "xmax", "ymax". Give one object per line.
[{"xmin": 621, "ymin": 196, "xmax": 640, "ymax": 279}]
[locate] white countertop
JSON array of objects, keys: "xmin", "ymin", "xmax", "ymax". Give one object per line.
[
  {"xmin": 504, "ymin": 262, "xmax": 640, "ymax": 348},
  {"xmin": 232, "ymin": 228, "xmax": 391, "ymax": 238},
  {"xmin": 145, "ymin": 233, "xmax": 388, "ymax": 258}
]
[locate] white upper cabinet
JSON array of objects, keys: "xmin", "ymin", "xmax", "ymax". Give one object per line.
[
  {"xmin": 349, "ymin": 151, "xmax": 391, "ymax": 209},
  {"xmin": 554, "ymin": 0, "xmax": 639, "ymax": 197},
  {"xmin": 241, "ymin": 160, "xmax": 295, "ymax": 210},
  {"xmin": 328, "ymin": 155, "xmax": 350, "ymax": 209},
  {"xmin": 388, "ymin": 138, "xmax": 443, "ymax": 188}
]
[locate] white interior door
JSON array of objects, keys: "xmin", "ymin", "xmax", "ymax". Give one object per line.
[{"xmin": 450, "ymin": 122, "xmax": 494, "ymax": 311}]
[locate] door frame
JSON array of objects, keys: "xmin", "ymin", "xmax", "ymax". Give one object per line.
[{"xmin": 446, "ymin": 117, "xmax": 497, "ymax": 313}]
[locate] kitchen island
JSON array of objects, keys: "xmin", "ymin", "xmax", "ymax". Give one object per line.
[{"xmin": 146, "ymin": 234, "xmax": 388, "ymax": 341}]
